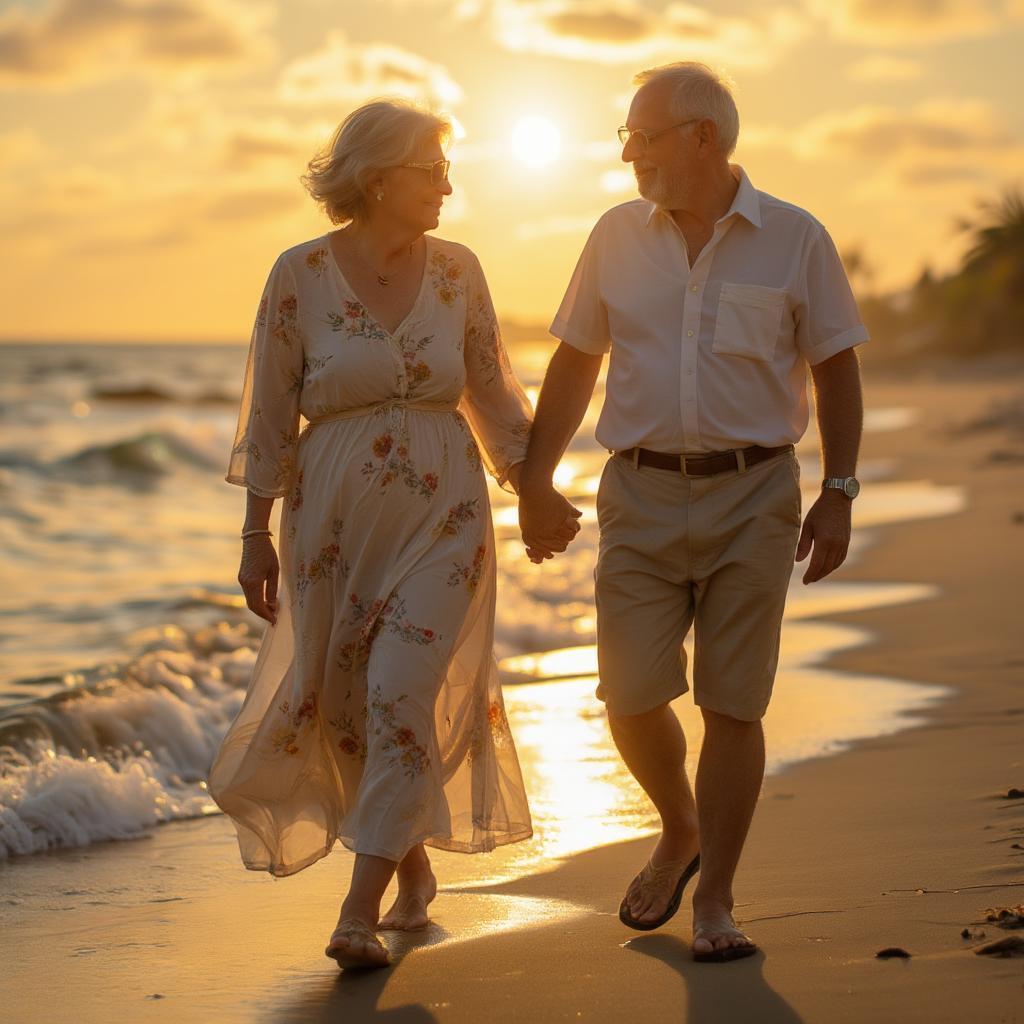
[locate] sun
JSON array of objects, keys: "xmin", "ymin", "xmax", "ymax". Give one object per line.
[{"xmin": 510, "ymin": 115, "xmax": 562, "ymax": 167}]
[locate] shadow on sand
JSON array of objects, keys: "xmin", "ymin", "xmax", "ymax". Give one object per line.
[
  {"xmin": 267, "ymin": 926, "xmax": 448, "ymax": 1024},
  {"xmin": 624, "ymin": 933, "xmax": 805, "ymax": 1023}
]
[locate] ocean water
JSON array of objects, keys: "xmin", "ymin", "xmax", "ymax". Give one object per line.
[{"xmin": 0, "ymin": 341, "xmax": 961, "ymax": 866}]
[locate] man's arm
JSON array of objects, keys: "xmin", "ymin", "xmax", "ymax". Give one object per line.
[
  {"xmin": 796, "ymin": 347, "xmax": 864, "ymax": 584},
  {"xmin": 519, "ymin": 342, "xmax": 604, "ymax": 561}
]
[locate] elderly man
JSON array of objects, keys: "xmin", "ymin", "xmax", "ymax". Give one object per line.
[{"xmin": 519, "ymin": 61, "xmax": 866, "ymax": 962}]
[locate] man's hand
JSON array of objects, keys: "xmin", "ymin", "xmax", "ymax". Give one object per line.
[
  {"xmin": 519, "ymin": 482, "xmax": 582, "ymax": 563},
  {"xmin": 795, "ymin": 491, "xmax": 852, "ymax": 584}
]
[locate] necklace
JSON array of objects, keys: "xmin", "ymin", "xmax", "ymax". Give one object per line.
[{"xmin": 343, "ymin": 233, "xmax": 415, "ymax": 287}]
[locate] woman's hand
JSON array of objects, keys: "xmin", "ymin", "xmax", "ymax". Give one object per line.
[
  {"xmin": 518, "ymin": 481, "xmax": 582, "ymax": 563},
  {"xmin": 238, "ymin": 535, "xmax": 280, "ymax": 625}
]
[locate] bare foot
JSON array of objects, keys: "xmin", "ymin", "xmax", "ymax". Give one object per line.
[
  {"xmin": 622, "ymin": 830, "xmax": 700, "ymax": 925},
  {"xmin": 325, "ymin": 917, "xmax": 390, "ymax": 969},
  {"xmin": 378, "ymin": 868, "xmax": 437, "ymax": 930},
  {"xmin": 691, "ymin": 901, "xmax": 756, "ymax": 961}
]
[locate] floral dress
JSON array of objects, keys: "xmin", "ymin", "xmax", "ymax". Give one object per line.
[{"xmin": 208, "ymin": 234, "xmax": 534, "ymax": 876}]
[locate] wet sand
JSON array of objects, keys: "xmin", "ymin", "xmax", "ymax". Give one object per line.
[{"xmin": 4, "ymin": 366, "xmax": 1023, "ymax": 1022}]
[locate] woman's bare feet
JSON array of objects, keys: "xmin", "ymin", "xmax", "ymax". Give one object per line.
[
  {"xmin": 325, "ymin": 917, "xmax": 390, "ymax": 969},
  {"xmin": 379, "ymin": 843, "xmax": 437, "ymax": 931},
  {"xmin": 691, "ymin": 897, "xmax": 757, "ymax": 962}
]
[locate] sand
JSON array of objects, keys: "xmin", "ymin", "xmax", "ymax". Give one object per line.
[{"xmin": 3, "ymin": 364, "xmax": 1023, "ymax": 1023}]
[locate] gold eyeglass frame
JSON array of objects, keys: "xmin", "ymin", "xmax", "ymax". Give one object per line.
[
  {"xmin": 617, "ymin": 119, "xmax": 700, "ymax": 149},
  {"xmin": 400, "ymin": 159, "xmax": 451, "ymax": 185}
]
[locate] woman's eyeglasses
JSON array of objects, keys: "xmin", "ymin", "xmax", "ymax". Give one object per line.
[{"xmin": 400, "ymin": 159, "xmax": 451, "ymax": 186}]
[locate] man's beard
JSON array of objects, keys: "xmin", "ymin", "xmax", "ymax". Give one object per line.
[{"xmin": 637, "ymin": 168, "xmax": 686, "ymax": 207}]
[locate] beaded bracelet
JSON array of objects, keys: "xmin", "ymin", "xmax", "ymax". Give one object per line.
[{"xmin": 241, "ymin": 529, "xmax": 273, "ymax": 540}]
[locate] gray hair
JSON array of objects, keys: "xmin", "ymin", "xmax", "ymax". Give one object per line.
[
  {"xmin": 301, "ymin": 98, "xmax": 452, "ymax": 225},
  {"xmin": 633, "ymin": 62, "xmax": 739, "ymax": 158}
]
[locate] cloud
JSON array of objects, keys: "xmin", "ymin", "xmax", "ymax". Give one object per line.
[
  {"xmin": 846, "ymin": 54, "xmax": 925, "ymax": 82},
  {"xmin": 812, "ymin": 0, "xmax": 1002, "ymax": 45},
  {"xmin": 278, "ymin": 31, "xmax": 462, "ymax": 109},
  {"xmin": 222, "ymin": 127, "xmax": 310, "ymax": 168},
  {"xmin": 899, "ymin": 163, "xmax": 988, "ymax": 185},
  {"xmin": 796, "ymin": 99, "xmax": 1013, "ymax": 161},
  {"xmin": 599, "ymin": 168, "xmax": 635, "ymax": 192},
  {"xmin": 483, "ymin": 0, "xmax": 809, "ymax": 69},
  {"xmin": 0, "ymin": 0, "xmax": 270, "ymax": 88},
  {"xmin": 543, "ymin": 7, "xmax": 650, "ymax": 42},
  {"xmin": 789, "ymin": 98, "xmax": 1024, "ymax": 205}
]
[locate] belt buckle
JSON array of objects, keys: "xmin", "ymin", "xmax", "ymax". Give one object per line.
[
  {"xmin": 679, "ymin": 452, "xmax": 688, "ymax": 478},
  {"xmin": 734, "ymin": 447, "xmax": 747, "ymax": 473}
]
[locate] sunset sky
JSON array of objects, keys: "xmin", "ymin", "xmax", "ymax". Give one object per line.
[{"xmin": 1, "ymin": 0, "xmax": 1022, "ymax": 342}]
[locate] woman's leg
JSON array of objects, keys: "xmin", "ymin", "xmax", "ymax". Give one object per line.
[
  {"xmin": 379, "ymin": 842, "xmax": 438, "ymax": 930},
  {"xmin": 327, "ymin": 853, "xmax": 397, "ymax": 966}
]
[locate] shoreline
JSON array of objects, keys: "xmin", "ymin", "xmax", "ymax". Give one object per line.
[{"xmin": 3, "ymin": 368, "xmax": 1023, "ymax": 1022}]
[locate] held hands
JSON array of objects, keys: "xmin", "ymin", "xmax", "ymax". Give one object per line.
[
  {"xmin": 238, "ymin": 536, "xmax": 280, "ymax": 624},
  {"xmin": 795, "ymin": 490, "xmax": 852, "ymax": 585},
  {"xmin": 518, "ymin": 481, "xmax": 583, "ymax": 564}
]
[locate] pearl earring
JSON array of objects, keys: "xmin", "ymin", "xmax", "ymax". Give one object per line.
[{"xmin": 376, "ymin": 192, "xmax": 384, "ymax": 202}]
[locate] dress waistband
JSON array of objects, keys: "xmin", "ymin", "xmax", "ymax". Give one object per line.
[{"xmin": 307, "ymin": 399, "xmax": 461, "ymax": 426}]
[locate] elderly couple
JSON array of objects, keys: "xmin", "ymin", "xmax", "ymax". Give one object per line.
[{"xmin": 208, "ymin": 61, "xmax": 867, "ymax": 970}]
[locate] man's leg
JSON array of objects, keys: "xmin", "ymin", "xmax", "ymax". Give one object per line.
[
  {"xmin": 609, "ymin": 702, "xmax": 700, "ymax": 923},
  {"xmin": 691, "ymin": 708, "xmax": 764, "ymax": 954}
]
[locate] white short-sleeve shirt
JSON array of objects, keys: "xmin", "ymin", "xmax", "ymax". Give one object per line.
[{"xmin": 550, "ymin": 165, "xmax": 869, "ymax": 453}]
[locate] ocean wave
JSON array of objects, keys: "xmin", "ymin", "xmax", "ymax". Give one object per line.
[
  {"xmin": 0, "ymin": 624, "xmax": 255, "ymax": 859},
  {"xmin": 91, "ymin": 385, "xmax": 235, "ymax": 405},
  {"xmin": 54, "ymin": 430, "xmax": 224, "ymax": 480}
]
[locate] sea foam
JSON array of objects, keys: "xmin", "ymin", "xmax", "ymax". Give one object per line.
[{"xmin": 0, "ymin": 627, "xmax": 254, "ymax": 859}]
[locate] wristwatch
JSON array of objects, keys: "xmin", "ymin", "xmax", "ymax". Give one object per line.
[{"xmin": 822, "ymin": 476, "xmax": 860, "ymax": 499}]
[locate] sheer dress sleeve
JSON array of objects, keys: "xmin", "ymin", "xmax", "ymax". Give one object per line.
[
  {"xmin": 226, "ymin": 254, "xmax": 304, "ymax": 498},
  {"xmin": 460, "ymin": 254, "xmax": 533, "ymax": 491}
]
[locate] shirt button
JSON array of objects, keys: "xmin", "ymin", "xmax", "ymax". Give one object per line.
[{"xmin": 687, "ymin": 329, "xmax": 694, "ymax": 337}]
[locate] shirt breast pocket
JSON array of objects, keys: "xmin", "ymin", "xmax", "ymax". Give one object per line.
[{"xmin": 711, "ymin": 283, "xmax": 787, "ymax": 362}]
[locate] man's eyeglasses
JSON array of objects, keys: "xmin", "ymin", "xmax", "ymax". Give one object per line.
[
  {"xmin": 400, "ymin": 159, "xmax": 451, "ymax": 186},
  {"xmin": 617, "ymin": 119, "xmax": 700, "ymax": 150}
]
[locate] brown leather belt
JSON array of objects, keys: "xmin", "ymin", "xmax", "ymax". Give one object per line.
[{"xmin": 616, "ymin": 444, "xmax": 793, "ymax": 477}]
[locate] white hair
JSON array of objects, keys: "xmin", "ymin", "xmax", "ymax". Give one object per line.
[
  {"xmin": 633, "ymin": 62, "xmax": 739, "ymax": 158},
  {"xmin": 301, "ymin": 98, "xmax": 452, "ymax": 225}
]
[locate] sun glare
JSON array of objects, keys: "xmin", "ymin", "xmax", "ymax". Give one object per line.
[{"xmin": 510, "ymin": 115, "xmax": 562, "ymax": 167}]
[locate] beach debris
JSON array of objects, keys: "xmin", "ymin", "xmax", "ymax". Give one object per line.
[
  {"xmin": 875, "ymin": 947, "xmax": 912, "ymax": 959},
  {"xmin": 1004, "ymin": 788, "xmax": 1024, "ymax": 799},
  {"xmin": 974, "ymin": 936, "xmax": 1024, "ymax": 958},
  {"xmin": 983, "ymin": 905, "xmax": 1024, "ymax": 929},
  {"xmin": 145, "ymin": 994, "xmax": 167, "ymax": 1000},
  {"xmin": 961, "ymin": 928, "xmax": 986, "ymax": 940}
]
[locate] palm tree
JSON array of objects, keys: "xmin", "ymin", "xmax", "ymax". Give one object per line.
[
  {"xmin": 960, "ymin": 188, "xmax": 1024, "ymax": 277},
  {"xmin": 943, "ymin": 187, "xmax": 1024, "ymax": 352}
]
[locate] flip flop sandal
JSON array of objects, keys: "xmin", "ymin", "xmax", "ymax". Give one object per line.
[
  {"xmin": 325, "ymin": 918, "xmax": 390, "ymax": 969},
  {"xmin": 619, "ymin": 852, "xmax": 701, "ymax": 931}
]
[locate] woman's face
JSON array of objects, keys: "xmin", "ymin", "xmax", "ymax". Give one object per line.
[{"xmin": 378, "ymin": 134, "xmax": 453, "ymax": 234}]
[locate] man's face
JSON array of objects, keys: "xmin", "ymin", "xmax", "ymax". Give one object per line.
[{"xmin": 621, "ymin": 81, "xmax": 694, "ymax": 206}]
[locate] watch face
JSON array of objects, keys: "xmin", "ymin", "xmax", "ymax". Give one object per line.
[{"xmin": 843, "ymin": 478, "xmax": 860, "ymax": 499}]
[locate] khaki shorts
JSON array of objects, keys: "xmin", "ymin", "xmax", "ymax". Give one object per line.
[{"xmin": 594, "ymin": 448, "xmax": 802, "ymax": 722}]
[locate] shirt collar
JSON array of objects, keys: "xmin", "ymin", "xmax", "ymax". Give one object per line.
[{"xmin": 644, "ymin": 164, "xmax": 763, "ymax": 229}]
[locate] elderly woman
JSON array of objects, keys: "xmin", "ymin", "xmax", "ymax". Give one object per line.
[{"xmin": 208, "ymin": 98, "xmax": 578, "ymax": 969}]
